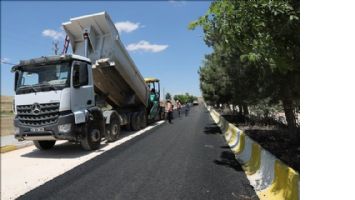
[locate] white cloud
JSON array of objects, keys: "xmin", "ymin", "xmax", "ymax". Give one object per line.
[
  {"xmin": 115, "ymin": 21, "xmax": 140, "ymax": 33},
  {"xmin": 169, "ymin": 0, "xmax": 187, "ymax": 6},
  {"xmin": 1, "ymin": 57, "xmax": 10, "ymax": 63},
  {"xmin": 42, "ymin": 29, "xmax": 65, "ymax": 40},
  {"xmin": 0, "ymin": 57, "xmax": 17, "ymax": 65},
  {"xmin": 126, "ymin": 40, "xmax": 168, "ymax": 53}
]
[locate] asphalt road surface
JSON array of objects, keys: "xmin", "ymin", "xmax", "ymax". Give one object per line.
[{"xmin": 18, "ymin": 105, "xmax": 258, "ymax": 200}]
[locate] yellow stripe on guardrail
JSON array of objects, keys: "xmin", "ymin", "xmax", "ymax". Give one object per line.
[
  {"xmin": 242, "ymin": 143, "xmax": 261, "ymax": 175},
  {"xmin": 227, "ymin": 126, "xmax": 236, "ymax": 142},
  {"xmin": 232, "ymin": 132, "xmax": 245, "ymax": 154},
  {"xmin": 220, "ymin": 119, "xmax": 229, "ymax": 133},
  {"xmin": 206, "ymin": 105, "xmax": 299, "ymax": 200},
  {"xmin": 227, "ymin": 129, "xmax": 237, "ymax": 145},
  {"xmin": 212, "ymin": 110, "xmax": 220, "ymax": 123},
  {"xmin": 224, "ymin": 124, "xmax": 234, "ymax": 140},
  {"xmin": 257, "ymin": 160, "xmax": 299, "ymax": 200}
]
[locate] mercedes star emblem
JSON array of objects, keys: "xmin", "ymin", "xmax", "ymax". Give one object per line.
[{"xmin": 31, "ymin": 103, "xmax": 41, "ymax": 115}]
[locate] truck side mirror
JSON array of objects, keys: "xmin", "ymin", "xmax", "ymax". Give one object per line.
[
  {"xmin": 73, "ymin": 64, "xmax": 81, "ymax": 88},
  {"xmin": 14, "ymin": 71, "xmax": 19, "ymax": 91}
]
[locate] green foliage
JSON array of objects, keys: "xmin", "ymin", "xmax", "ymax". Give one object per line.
[
  {"xmin": 249, "ymin": 98, "xmax": 283, "ymax": 118},
  {"xmin": 165, "ymin": 92, "xmax": 172, "ymax": 100},
  {"xmin": 174, "ymin": 93, "xmax": 197, "ymax": 104},
  {"xmin": 190, "ymin": 0, "xmax": 299, "ymax": 129}
]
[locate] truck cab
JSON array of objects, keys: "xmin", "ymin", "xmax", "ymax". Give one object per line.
[
  {"xmin": 145, "ymin": 78, "xmax": 164, "ymax": 121},
  {"xmin": 12, "ymin": 55, "xmax": 99, "ymax": 149}
]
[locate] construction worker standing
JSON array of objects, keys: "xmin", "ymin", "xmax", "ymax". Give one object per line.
[
  {"xmin": 176, "ymin": 100, "xmax": 182, "ymax": 117},
  {"xmin": 165, "ymin": 100, "xmax": 173, "ymax": 123},
  {"xmin": 185, "ymin": 103, "xmax": 190, "ymax": 116}
]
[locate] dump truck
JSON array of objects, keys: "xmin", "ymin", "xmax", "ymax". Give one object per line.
[{"xmin": 11, "ymin": 12, "xmax": 164, "ymax": 150}]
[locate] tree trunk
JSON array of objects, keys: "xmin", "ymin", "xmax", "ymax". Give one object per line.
[
  {"xmin": 226, "ymin": 103, "xmax": 232, "ymax": 114},
  {"xmin": 282, "ymin": 98, "xmax": 297, "ymax": 131},
  {"xmin": 238, "ymin": 105, "xmax": 243, "ymax": 115},
  {"xmin": 232, "ymin": 105, "xmax": 237, "ymax": 115},
  {"xmin": 243, "ymin": 104, "xmax": 249, "ymax": 115}
]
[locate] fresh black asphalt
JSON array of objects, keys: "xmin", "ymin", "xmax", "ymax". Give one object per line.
[{"xmin": 18, "ymin": 105, "xmax": 258, "ymax": 200}]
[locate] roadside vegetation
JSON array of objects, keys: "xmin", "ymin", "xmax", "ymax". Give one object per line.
[
  {"xmin": 165, "ymin": 92, "xmax": 172, "ymax": 100},
  {"xmin": 189, "ymin": 0, "xmax": 299, "ymax": 170},
  {"xmin": 1, "ymin": 96, "xmax": 14, "ymax": 136},
  {"xmin": 174, "ymin": 93, "xmax": 197, "ymax": 104},
  {"xmin": 164, "ymin": 92, "xmax": 198, "ymax": 104}
]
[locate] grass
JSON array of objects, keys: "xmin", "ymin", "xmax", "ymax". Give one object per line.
[
  {"xmin": 1, "ymin": 96, "xmax": 14, "ymax": 136},
  {"xmin": 1, "ymin": 114, "xmax": 14, "ymax": 136},
  {"xmin": 1, "ymin": 111, "xmax": 14, "ymax": 115}
]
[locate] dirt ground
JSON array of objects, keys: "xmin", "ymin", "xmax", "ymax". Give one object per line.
[
  {"xmin": 1, "ymin": 96, "xmax": 13, "ymax": 113},
  {"xmin": 1, "ymin": 96, "xmax": 15, "ymax": 136},
  {"xmin": 222, "ymin": 114, "xmax": 300, "ymax": 172},
  {"xmin": 1, "ymin": 114, "xmax": 15, "ymax": 136}
]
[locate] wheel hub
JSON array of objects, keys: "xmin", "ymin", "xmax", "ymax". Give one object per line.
[
  {"xmin": 112, "ymin": 124, "xmax": 119, "ymax": 135},
  {"xmin": 90, "ymin": 129, "xmax": 100, "ymax": 142}
]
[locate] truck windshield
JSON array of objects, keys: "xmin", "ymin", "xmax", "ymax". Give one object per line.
[{"xmin": 16, "ymin": 62, "xmax": 71, "ymax": 94}]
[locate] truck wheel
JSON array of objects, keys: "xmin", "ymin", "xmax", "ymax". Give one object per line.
[
  {"xmin": 124, "ymin": 113, "xmax": 133, "ymax": 131},
  {"xmin": 160, "ymin": 111, "xmax": 165, "ymax": 121},
  {"xmin": 131, "ymin": 112, "xmax": 141, "ymax": 131},
  {"xmin": 81, "ymin": 122, "xmax": 102, "ymax": 150},
  {"xmin": 140, "ymin": 112, "xmax": 147, "ymax": 129},
  {"xmin": 106, "ymin": 115, "xmax": 120, "ymax": 142},
  {"xmin": 33, "ymin": 140, "xmax": 56, "ymax": 150},
  {"xmin": 157, "ymin": 112, "xmax": 161, "ymax": 121}
]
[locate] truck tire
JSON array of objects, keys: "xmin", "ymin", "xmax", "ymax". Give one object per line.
[
  {"xmin": 140, "ymin": 112, "xmax": 147, "ymax": 129},
  {"xmin": 159, "ymin": 108, "xmax": 165, "ymax": 121},
  {"xmin": 131, "ymin": 112, "xmax": 141, "ymax": 131},
  {"xmin": 124, "ymin": 113, "xmax": 133, "ymax": 131},
  {"xmin": 81, "ymin": 122, "xmax": 102, "ymax": 150},
  {"xmin": 106, "ymin": 115, "xmax": 120, "ymax": 142},
  {"xmin": 33, "ymin": 140, "xmax": 56, "ymax": 150}
]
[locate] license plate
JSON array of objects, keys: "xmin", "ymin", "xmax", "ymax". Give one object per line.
[{"xmin": 30, "ymin": 127, "xmax": 44, "ymax": 132}]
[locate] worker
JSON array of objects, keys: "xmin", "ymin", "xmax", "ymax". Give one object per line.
[
  {"xmin": 176, "ymin": 100, "xmax": 182, "ymax": 117},
  {"xmin": 165, "ymin": 100, "xmax": 173, "ymax": 123},
  {"xmin": 185, "ymin": 103, "xmax": 190, "ymax": 116},
  {"xmin": 150, "ymin": 88, "xmax": 156, "ymax": 95}
]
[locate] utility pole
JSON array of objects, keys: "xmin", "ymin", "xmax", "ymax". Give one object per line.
[{"xmin": 52, "ymin": 40, "xmax": 60, "ymax": 55}]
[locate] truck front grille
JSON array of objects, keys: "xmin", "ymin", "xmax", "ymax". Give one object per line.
[{"xmin": 16, "ymin": 103, "xmax": 60, "ymax": 126}]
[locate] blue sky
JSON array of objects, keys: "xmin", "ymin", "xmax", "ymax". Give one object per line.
[{"xmin": 1, "ymin": 1, "xmax": 212, "ymax": 97}]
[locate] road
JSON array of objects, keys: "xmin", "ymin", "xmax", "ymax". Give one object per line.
[{"xmin": 3, "ymin": 105, "xmax": 258, "ymax": 200}]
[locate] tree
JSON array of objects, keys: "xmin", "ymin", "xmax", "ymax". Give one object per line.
[
  {"xmin": 165, "ymin": 92, "xmax": 172, "ymax": 100},
  {"xmin": 174, "ymin": 93, "xmax": 198, "ymax": 104},
  {"xmin": 190, "ymin": 0, "xmax": 299, "ymax": 130}
]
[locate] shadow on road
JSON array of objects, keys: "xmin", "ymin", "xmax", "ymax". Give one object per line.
[
  {"xmin": 20, "ymin": 142, "xmax": 108, "ymax": 159},
  {"xmin": 214, "ymin": 151, "xmax": 243, "ymax": 171},
  {"xmin": 203, "ymin": 123, "xmax": 223, "ymax": 135},
  {"xmin": 20, "ymin": 130, "xmax": 140, "ymax": 159}
]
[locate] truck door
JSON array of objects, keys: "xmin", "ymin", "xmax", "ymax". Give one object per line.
[{"xmin": 71, "ymin": 61, "xmax": 95, "ymax": 112}]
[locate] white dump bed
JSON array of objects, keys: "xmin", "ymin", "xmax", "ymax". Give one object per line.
[{"xmin": 62, "ymin": 12, "xmax": 149, "ymax": 108}]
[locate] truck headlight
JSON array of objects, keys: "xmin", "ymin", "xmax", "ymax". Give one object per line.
[
  {"xmin": 15, "ymin": 127, "xmax": 20, "ymax": 134},
  {"xmin": 58, "ymin": 123, "xmax": 71, "ymax": 133}
]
